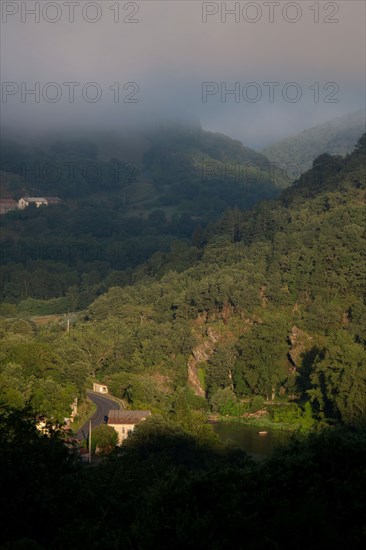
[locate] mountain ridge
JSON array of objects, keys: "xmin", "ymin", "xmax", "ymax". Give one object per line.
[{"xmin": 262, "ymin": 109, "xmax": 365, "ymax": 173}]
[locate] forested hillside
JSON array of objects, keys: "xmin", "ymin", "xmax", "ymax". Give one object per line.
[
  {"xmin": 1, "ymin": 134, "xmax": 365, "ymax": 550},
  {"xmin": 85, "ymin": 134, "xmax": 366, "ymax": 426},
  {"xmin": 1, "ymin": 135, "xmax": 365, "ymax": 428},
  {"xmin": 0, "ymin": 126, "xmax": 287, "ymax": 311},
  {"xmin": 262, "ymin": 109, "xmax": 365, "ymax": 173}
]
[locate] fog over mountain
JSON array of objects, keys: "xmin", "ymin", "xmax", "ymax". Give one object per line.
[
  {"xmin": 262, "ymin": 109, "xmax": 366, "ymax": 172},
  {"xmin": 1, "ymin": 1, "xmax": 365, "ymax": 148}
]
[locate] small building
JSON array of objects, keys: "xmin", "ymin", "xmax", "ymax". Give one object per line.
[
  {"xmin": 0, "ymin": 199, "xmax": 18, "ymax": 214},
  {"xmin": 18, "ymin": 196, "xmax": 61, "ymax": 209},
  {"xmin": 93, "ymin": 383, "xmax": 108, "ymax": 394},
  {"xmin": 108, "ymin": 410, "xmax": 151, "ymax": 444},
  {"xmin": 18, "ymin": 196, "xmax": 48, "ymax": 209}
]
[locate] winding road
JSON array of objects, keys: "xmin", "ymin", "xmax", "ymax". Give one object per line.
[{"xmin": 76, "ymin": 390, "xmax": 122, "ymax": 441}]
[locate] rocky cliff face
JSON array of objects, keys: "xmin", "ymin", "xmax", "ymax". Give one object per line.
[
  {"xmin": 187, "ymin": 327, "xmax": 220, "ymax": 397},
  {"xmin": 288, "ymin": 325, "xmax": 313, "ymax": 368},
  {"xmin": 188, "ymin": 323, "xmax": 314, "ymax": 398}
]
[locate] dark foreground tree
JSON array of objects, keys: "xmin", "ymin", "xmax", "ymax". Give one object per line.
[{"xmin": 0, "ymin": 407, "xmax": 82, "ymax": 548}]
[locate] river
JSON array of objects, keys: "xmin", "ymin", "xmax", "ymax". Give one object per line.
[{"xmin": 212, "ymin": 422, "xmax": 292, "ymax": 459}]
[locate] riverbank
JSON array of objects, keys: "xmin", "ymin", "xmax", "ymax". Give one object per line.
[{"xmin": 210, "ymin": 414, "xmax": 301, "ymax": 433}]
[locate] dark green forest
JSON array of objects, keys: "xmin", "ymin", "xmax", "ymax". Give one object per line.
[
  {"xmin": 1, "ymin": 134, "xmax": 365, "ymax": 425},
  {"xmin": 0, "ymin": 132, "xmax": 365, "ymax": 548},
  {"xmin": 1, "ymin": 409, "xmax": 366, "ymax": 549},
  {"xmin": 0, "ymin": 126, "xmax": 288, "ymax": 311}
]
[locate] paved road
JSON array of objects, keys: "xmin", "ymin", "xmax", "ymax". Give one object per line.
[{"xmin": 77, "ymin": 390, "xmax": 122, "ymax": 440}]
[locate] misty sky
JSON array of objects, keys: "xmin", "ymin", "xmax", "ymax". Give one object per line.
[{"xmin": 1, "ymin": 0, "xmax": 365, "ymax": 147}]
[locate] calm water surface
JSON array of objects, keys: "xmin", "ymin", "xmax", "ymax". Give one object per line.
[{"xmin": 212, "ymin": 422, "xmax": 292, "ymax": 458}]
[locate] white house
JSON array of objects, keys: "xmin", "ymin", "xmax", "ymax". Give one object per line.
[
  {"xmin": 93, "ymin": 383, "xmax": 108, "ymax": 394},
  {"xmin": 18, "ymin": 197, "xmax": 48, "ymax": 209},
  {"xmin": 18, "ymin": 196, "xmax": 61, "ymax": 209},
  {"xmin": 108, "ymin": 410, "xmax": 151, "ymax": 444}
]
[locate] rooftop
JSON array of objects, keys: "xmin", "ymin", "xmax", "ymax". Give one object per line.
[
  {"xmin": 108, "ymin": 410, "xmax": 151, "ymax": 425},
  {"xmin": 22, "ymin": 197, "xmax": 47, "ymax": 202}
]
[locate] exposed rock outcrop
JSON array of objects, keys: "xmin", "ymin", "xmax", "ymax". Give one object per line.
[
  {"xmin": 187, "ymin": 327, "xmax": 220, "ymax": 397},
  {"xmin": 288, "ymin": 325, "xmax": 313, "ymax": 369}
]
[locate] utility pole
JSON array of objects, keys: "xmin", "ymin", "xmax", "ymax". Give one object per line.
[{"xmin": 88, "ymin": 420, "xmax": 92, "ymax": 464}]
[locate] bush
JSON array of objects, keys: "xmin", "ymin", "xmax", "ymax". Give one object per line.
[
  {"xmin": 249, "ymin": 395, "xmax": 265, "ymax": 413},
  {"xmin": 270, "ymin": 403, "xmax": 302, "ymax": 424},
  {"xmin": 0, "ymin": 303, "xmax": 17, "ymax": 316},
  {"xmin": 91, "ymin": 424, "xmax": 118, "ymax": 453},
  {"xmin": 17, "ymin": 297, "xmax": 69, "ymax": 315},
  {"xmin": 210, "ymin": 387, "xmax": 237, "ymax": 415},
  {"xmin": 299, "ymin": 401, "xmax": 316, "ymax": 433}
]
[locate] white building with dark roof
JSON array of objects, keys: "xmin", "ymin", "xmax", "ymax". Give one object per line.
[
  {"xmin": 18, "ymin": 196, "xmax": 61, "ymax": 209},
  {"xmin": 108, "ymin": 410, "xmax": 151, "ymax": 444}
]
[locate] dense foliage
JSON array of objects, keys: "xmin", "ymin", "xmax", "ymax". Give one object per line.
[
  {"xmin": 0, "ymin": 126, "xmax": 286, "ymax": 308},
  {"xmin": 0, "ymin": 135, "xmax": 365, "ymax": 429},
  {"xmin": 1, "ymin": 409, "xmax": 366, "ymax": 549}
]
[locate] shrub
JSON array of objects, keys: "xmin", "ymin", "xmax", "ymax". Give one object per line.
[
  {"xmin": 249, "ymin": 395, "xmax": 265, "ymax": 413},
  {"xmin": 91, "ymin": 424, "xmax": 118, "ymax": 453},
  {"xmin": 270, "ymin": 403, "xmax": 302, "ymax": 424},
  {"xmin": 210, "ymin": 387, "xmax": 237, "ymax": 415}
]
